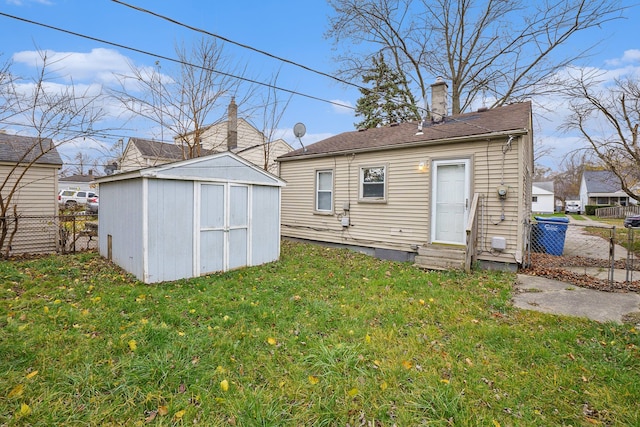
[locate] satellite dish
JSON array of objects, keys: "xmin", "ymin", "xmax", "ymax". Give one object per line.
[{"xmin": 293, "ymin": 122, "xmax": 306, "ymax": 138}]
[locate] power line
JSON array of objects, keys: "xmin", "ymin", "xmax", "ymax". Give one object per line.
[
  {"xmin": 0, "ymin": 11, "xmax": 355, "ymax": 111},
  {"xmin": 111, "ymin": 0, "xmax": 369, "ymax": 93}
]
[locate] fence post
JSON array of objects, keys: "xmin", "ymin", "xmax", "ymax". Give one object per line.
[
  {"xmin": 609, "ymin": 226, "xmax": 615, "ymax": 286},
  {"xmin": 627, "ymin": 227, "xmax": 635, "ymax": 283}
]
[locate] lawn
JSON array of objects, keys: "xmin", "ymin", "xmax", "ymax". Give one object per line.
[{"xmin": 1, "ymin": 241, "xmax": 639, "ymax": 426}]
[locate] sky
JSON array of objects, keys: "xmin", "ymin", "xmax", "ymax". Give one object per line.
[{"xmin": 1, "ymin": 0, "xmax": 640, "ymax": 172}]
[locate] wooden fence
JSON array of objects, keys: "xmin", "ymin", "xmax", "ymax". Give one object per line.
[{"xmin": 595, "ymin": 205, "xmax": 640, "ymax": 218}]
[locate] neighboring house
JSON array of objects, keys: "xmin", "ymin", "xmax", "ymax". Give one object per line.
[
  {"xmin": 119, "ymin": 99, "xmax": 293, "ymax": 175},
  {"xmin": 96, "ymin": 152, "xmax": 285, "ymax": 283},
  {"xmin": 0, "ymin": 132, "xmax": 63, "ymax": 255},
  {"xmin": 119, "ymin": 138, "xmax": 213, "ymax": 172},
  {"xmin": 531, "ymin": 181, "xmax": 555, "ymax": 214},
  {"xmin": 277, "ymin": 79, "xmax": 533, "ymax": 272},
  {"xmin": 59, "ymin": 170, "xmax": 98, "ymax": 192},
  {"xmin": 579, "ymin": 170, "xmax": 637, "ymax": 209}
]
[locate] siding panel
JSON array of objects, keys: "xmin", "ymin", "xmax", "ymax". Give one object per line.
[{"xmin": 281, "ymin": 136, "xmax": 528, "ymax": 264}]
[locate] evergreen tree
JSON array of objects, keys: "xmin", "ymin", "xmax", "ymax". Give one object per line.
[{"xmin": 354, "ymin": 53, "xmax": 421, "ymax": 129}]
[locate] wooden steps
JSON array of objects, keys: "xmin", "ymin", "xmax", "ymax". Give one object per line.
[{"xmin": 414, "ymin": 244, "xmax": 466, "ymax": 271}]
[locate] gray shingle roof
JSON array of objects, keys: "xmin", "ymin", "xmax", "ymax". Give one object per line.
[
  {"xmin": 131, "ymin": 137, "xmax": 216, "ymax": 160},
  {"xmin": 583, "ymin": 170, "xmax": 621, "ymax": 193},
  {"xmin": 0, "ymin": 133, "xmax": 63, "ymax": 165},
  {"xmin": 278, "ymin": 101, "xmax": 531, "ymax": 159}
]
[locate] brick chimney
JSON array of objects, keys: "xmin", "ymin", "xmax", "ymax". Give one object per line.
[
  {"xmin": 227, "ymin": 97, "xmax": 238, "ymax": 150},
  {"xmin": 431, "ymin": 77, "xmax": 448, "ymax": 123}
]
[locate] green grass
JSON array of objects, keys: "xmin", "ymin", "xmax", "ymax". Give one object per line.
[{"xmin": 1, "ymin": 242, "xmax": 639, "ymax": 426}]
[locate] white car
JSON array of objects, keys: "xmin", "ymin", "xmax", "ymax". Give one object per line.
[
  {"xmin": 58, "ymin": 189, "xmax": 98, "ymax": 208},
  {"xmin": 564, "ymin": 201, "xmax": 581, "ymax": 214}
]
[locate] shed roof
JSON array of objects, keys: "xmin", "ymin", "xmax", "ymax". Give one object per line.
[
  {"xmin": 97, "ymin": 151, "xmax": 285, "ymax": 187},
  {"xmin": 0, "ymin": 133, "xmax": 63, "ymax": 165},
  {"xmin": 583, "ymin": 170, "xmax": 621, "ymax": 193},
  {"xmin": 278, "ymin": 101, "xmax": 531, "ymax": 160}
]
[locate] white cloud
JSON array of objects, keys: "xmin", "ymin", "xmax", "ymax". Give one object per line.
[
  {"xmin": 6, "ymin": 0, "xmax": 53, "ymax": 5},
  {"xmin": 12, "ymin": 48, "xmax": 133, "ymax": 85},
  {"xmin": 330, "ymin": 99, "xmax": 354, "ymax": 115},
  {"xmin": 604, "ymin": 49, "xmax": 640, "ymax": 67}
]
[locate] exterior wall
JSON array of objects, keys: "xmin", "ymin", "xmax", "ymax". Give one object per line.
[
  {"xmin": 119, "ymin": 143, "xmax": 145, "ymax": 172},
  {"xmin": 0, "ymin": 163, "xmax": 59, "ymax": 255},
  {"xmin": 279, "ymin": 135, "xmax": 529, "ymax": 266},
  {"xmin": 120, "ymin": 143, "xmax": 175, "ymax": 172},
  {"xmin": 98, "ymin": 179, "xmax": 144, "ymax": 280},
  {"xmin": 1, "ymin": 163, "xmax": 59, "ymax": 216},
  {"xmin": 251, "ymin": 185, "xmax": 281, "ymax": 265},
  {"xmin": 146, "ymin": 179, "xmax": 195, "ymax": 283},
  {"xmin": 198, "ymin": 119, "xmax": 264, "ymax": 152},
  {"xmin": 531, "ymin": 191, "xmax": 554, "ymax": 214},
  {"xmin": 239, "ymin": 140, "xmax": 294, "ymax": 175}
]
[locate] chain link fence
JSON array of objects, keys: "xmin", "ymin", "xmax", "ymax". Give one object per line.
[
  {"xmin": 0, "ymin": 213, "xmax": 98, "ymax": 258},
  {"xmin": 523, "ymin": 218, "xmax": 639, "ymax": 291}
]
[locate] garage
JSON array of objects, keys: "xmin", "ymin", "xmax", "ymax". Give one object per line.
[{"xmin": 96, "ymin": 152, "xmax": 285, "ymax": 283}]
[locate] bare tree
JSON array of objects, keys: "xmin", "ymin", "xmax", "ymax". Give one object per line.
[
  {"xmin": 326, "ymin": 0, "xmax": 625, "ymax": 116},
  {"xmin": 252, "ymin": 71, "xmax": 293, "ymax": 173},
  {"xmin": 112, "ymin": 38, "xmax": 252, "ymax": 159},
  {"xmin": 0, "ymin": 50, "xmax": 107, "ymax": 256},
  {"xmin": 562, "ymin": 70, "xmax": 640, "ymax": 203},
  {"xmin": 552, "ymin": 152, "xmax": 591, "ymax": 202}
]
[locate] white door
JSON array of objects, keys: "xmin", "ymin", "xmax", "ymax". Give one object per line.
[
  {"xmin": 431, "ymin": 159, "xmax": 470, "ymax": 245},
  {"xmin": 198, "ymin": 183, "xmax": 249, "ymax": 275}
]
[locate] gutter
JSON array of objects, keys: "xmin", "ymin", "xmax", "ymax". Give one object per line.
[{"xmin": 276, "ymin": 129, "xmax": 529, "ymax": 162}]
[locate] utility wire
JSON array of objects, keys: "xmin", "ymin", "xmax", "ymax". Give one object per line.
[
  {"xmin": 111, "ymin": 0, "xmax": 369, "ymax": 93},
  {"xmin": 0, "ymin": 11, "xmax": 355, "ymax": 111}
]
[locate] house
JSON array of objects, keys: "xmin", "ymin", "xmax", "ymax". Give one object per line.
[
  {"xmin": 0, "ymin": 132, "xmax": 63, "ymax": 255},
  {"xmin": 277, "ymin": 79, "xmax": 533, "ymax": 272},
  {"xmin": 119, "ymin": 99, "xmax": 294, "ymax": 175},
  {"xmin": 531, "ymin": 181, "xmax": 555, "ymax": 214},
  {"xmin": 95, "ymin": 151, "xmax": 285, "ymax": 283},
  {"xmin": 579, "ymin": 170, "xmax": 636, "ymax": 210},
  {"xmin": 59, "ymin": 170, "xmax": 98, "ymax": 192},
  {"xmin": 119, "ymin": 137, "xmax": 215, "ymax": 172}
]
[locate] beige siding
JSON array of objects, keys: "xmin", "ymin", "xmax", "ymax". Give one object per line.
[
  {"xmin": 0, "ymin": 163, "xmax": 59, "ymax": 254},
  {"xmin": 240, "ymin": 140, "xmax": 293, "ymax": 175},
  {"xmin": 280, "ymin": 135, "xmax": 530, "ymax": 265},
  {"xmin": 120, "ymin": 144, "xmax": 174, "ymax": 172},
  {"xmin": 198, "ymin": 119, "xmax": 265, "ymax": 151},
  {"xmin": 120, "ymin": 143, "xmax": 144, "ymax": 171}
]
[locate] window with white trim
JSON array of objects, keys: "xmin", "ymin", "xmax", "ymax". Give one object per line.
[
  {"xmin": 360, "ymin": 165, "xmax": 386, "ymax": 201},
  {"xmin": 316, "ymin": 170, "xmax": 333, "ymax": 212}
]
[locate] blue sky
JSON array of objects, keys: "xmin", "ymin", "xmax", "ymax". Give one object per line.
[{"xmin": 1, "ymin": 0, "xmax": 640, "ymax": 171}]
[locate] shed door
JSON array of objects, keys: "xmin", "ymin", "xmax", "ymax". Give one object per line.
[
  {"xmin": 228, "ymin": 185, "xmax": 249, "ymax": 270},
  {"xmin": 199, "ymin": 183, "xmax": 250, "ymax": 274},
  {"xmin": 200, "ymin": 184, "xmax": 225, "ymax": 274},
  {"xmin": 431, "ymin": 159, "xmax": 470, "ymax": 245}
]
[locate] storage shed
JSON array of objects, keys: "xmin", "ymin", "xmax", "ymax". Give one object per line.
[{"xmin": 96, "ymin": 152, "xmax": 285, "ymax": 283}]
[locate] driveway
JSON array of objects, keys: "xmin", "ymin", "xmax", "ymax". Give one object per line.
[
  {"xmin": 562, "ymin": 216, "xmax": 628, "ymax": 261},
  {"xmin": 514, "ymin": 215, "xmax": 640, "ymax": 324}
]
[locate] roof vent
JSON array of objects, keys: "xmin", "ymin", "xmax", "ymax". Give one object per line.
[{"xmin": 477, "ymin": 106, "xmax": 488, "ymax": 112}]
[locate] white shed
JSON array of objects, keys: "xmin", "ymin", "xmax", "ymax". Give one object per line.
[{"xmin": 96, "ymin": 152, "xmax": 285, "ymax": 283}]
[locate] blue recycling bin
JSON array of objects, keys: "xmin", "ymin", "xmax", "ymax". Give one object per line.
[{"xmin": 533, "ymin": 216, "xmax": 569, "ymax": 256}]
